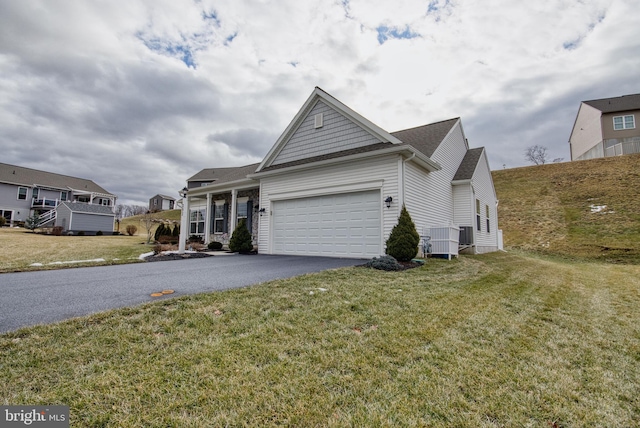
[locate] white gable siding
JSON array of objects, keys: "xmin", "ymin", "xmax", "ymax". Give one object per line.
[
  {"xmin": 570, "ymin": 103, "xmax": 603, "ymax": 160},
  {"xmin": 271, "ymin": 101, "xmax": 383, "ymax": 166},
  {"xmin": 453, "ymin": 184, "xmax": 473, "ymax": 226},
  {"xmin": 55, "ymin": 204, "xmax": 72, "ymax": 231},
  {"xmin": 404, "ymin": 121, "xmax": 467, "ymax": 236},
  {"xmin": 258, "ymin": 155, "xmax": 400, "ymax": 254},
  {"xmin": 471, "ymin": 150, "xmax": 499, "ymax": 252}
]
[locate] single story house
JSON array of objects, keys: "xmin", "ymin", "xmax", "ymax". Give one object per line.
[
  {"xmin": 0, "ymin": 162, "xmax": 117, "ymax": 230},
  {"xmin": 181, "ymin": 87, "xmax": 501, "ymax": 258}
]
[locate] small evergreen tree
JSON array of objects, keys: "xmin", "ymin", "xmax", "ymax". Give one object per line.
[
  {"xmin": 385, "ymin": 205, "xmax": 420, "ymax": 262},
  {"xmin": 25, "ymin": 213, "xmax": 40, "ymax": 233},
  {"xmin": 154, "ymin": 223, "xmax": 166, "ymax": 241},
  {"xmin": 172, "ymin": 224, "xmax": 180, "ymax": 237},
  {"xmin": 228, "ymin": 218, "xmax": 253, "ymax": 253}
]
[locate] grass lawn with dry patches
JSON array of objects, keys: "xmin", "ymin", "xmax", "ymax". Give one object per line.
[
  {"xmin": 0, "ymin": 228, "xmax": 150, "ymax": 273},
  {"xmin": 2, "ymin": 252, "xmax": 639, "ymax": 427}
]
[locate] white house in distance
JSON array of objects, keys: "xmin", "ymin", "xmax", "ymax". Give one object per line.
[{"xmin": 180, "ymin": 87, "xmax": 501, "ymax": 258}]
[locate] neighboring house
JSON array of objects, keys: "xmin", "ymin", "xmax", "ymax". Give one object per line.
[
  {"xmin": 0, "ymin": 162, "xmax": 116, "ymax": 232},
  {"xmin": 149, "ymin": 194, "xmax": 175, "ymax": 211},
  {"xmin": 569, "ymin": 93, "xmax": 640, "ymax": 161},
  {"xmin": 182, "ymin": 87, "xmax": 501, "ymax": 258}
]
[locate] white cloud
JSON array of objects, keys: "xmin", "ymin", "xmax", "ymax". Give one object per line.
[{"xmin": 0, "ymin": 0, "xmax": 638, "ymax": 204}]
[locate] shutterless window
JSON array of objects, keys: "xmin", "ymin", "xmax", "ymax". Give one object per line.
[
  {"xmin": 613, "ymin": 115, "xmax": 635, "ymax": 130},
  {"xmin": 237, "ymin": 200, "xmax": 248, "ymax": 222},
  {"xmin": 17, "ymin": 187, "xmax": 27, "ymax": 200},
  {"xmin": 486, "ymin": 205, "xmax": 491, "ymax": 233},
  {"xmin": 476, "ymin": 199, "xmax": 481, "ymax": 231},
  {"xmin": 32, "ymin": 188, "xmax": 39, "ymax": 199},
  {"xmin": 60, "ymin": 191, "xmax": 68, "ymax": 201}
]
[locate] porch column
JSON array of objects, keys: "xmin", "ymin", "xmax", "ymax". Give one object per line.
[
  {"xmin": 229, "ymin": 189, "xmax": 237, "ymax": 236},
  {"xmin": 178, "ymin": 195, "xmax": 190, "ymax": 254},
  {"xmin": 204, "ymin": 193, "xmax": 212, "ymax": 244}
]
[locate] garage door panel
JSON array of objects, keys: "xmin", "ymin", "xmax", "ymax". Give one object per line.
[{"xmin": 272, "ymin": 190, "xmax": 381, "ymax": 258}]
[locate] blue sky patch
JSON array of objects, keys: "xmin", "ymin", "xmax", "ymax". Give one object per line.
[{"xmin": 376, "ymin": 25, "xmax": 420, "ymax": 45}]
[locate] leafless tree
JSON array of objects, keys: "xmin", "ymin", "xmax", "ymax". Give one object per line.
[
  {"xmin": 140, "ymin": 211, "xmax": 155, "ymax": 244},
  {"xmin": 524, "ymin": 145, "xmax": 549, "ymax": 165}
]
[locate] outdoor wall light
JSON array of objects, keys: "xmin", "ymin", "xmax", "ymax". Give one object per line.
[
  {"xmin": 179, "ymin": 187, "xmax": 188, "ymax": 198},
  {"xmin": 258, "ymin": 208, "xmax": 266, "ymax": 216},
  {"xmin": 385, "ymin": 196, "xmax": 393, "ymax": 208}
]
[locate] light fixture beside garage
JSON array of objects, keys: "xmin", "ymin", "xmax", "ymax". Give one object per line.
[
  {"xmin": 385, "ymin": 196, "xmax": 393, "ymax": 208},
  {"xmin": 258, "ymin": 208, "xmax": 266, "ymax": 216}
]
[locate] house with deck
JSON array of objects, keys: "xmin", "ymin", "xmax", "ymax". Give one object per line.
[
  {"xmin": 180, "ymin": 87, "xmax": 501, "ymax": 258},
  {"xmin": 569, "ymin": 93, "xmax": 640, "ymax": 160},
  {"xmin": 0, "ymin": 162, "xmax": 116, "ymax": 233}
]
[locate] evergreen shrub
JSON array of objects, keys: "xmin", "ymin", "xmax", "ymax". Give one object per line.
[
  {"xmin": 385, "ymin": 205, "xmax": 420, "ymax": 262},
  {"xmin": 229, "ymin": 218, "xmax": 253, "ymax": 253}
]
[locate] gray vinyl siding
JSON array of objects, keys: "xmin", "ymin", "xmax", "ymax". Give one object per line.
[
  {"xmin": 54, "ymin": 204, "xmax": 72, "ymax": 230},
  {"xmin": 0, "ymin": 183, "xmax": 31, "ymax": 222},
  {"xmin": 271, "ymin": 100, "xmax": 383, "ymax": 166},
  {"xmin": 258, "ymin": 155, "xmax": 399, "ymax": 254},
  {"xmin": 68, "ymin": 213, "xmax": 114, "ymax": 232}
]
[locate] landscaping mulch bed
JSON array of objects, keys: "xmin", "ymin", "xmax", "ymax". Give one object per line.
[{"xmin": 144, "ymin": 252, "xmax": 214, "ymax": 262}]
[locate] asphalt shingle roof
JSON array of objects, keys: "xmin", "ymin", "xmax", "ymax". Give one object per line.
[
  {"xmin": 453, "ymin": 147, "xmax": 484, "ymax": 181},
  {"xmin": 391, "ymin": 118, "xmax": 459, "ymax": 158},
  {"xmin": 59, "ymin": 201, "xmax": 115, "ymax": 215},
  {"xmin": 188, "ymin": 163, "xmax": 260, "ymax": 186},
  {"xmin": 583, "ymin": 93, "xmax": 640, "ymax": 114},
  {"xmin": 0, "ymin": 163, "xmax": 114, "ymax": 195}
]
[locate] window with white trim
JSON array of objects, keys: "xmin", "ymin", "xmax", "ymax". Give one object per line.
[
  {"xmin": 213, "ymin": 200, "xmax": 225, "ymax": 234},
  {"xmin": 32, "ymin": 188, "xmax": 39, "ymax": 200},
  {"xmin": 476, "ymin": 199, "xmax": 481, "ymax": 231},
  {"xmin": 237, "ymin": 197, "xmax": 248, "ymax": 224},
  {"xmin": 60, "ymin": 191, "xmax": 68, "ymax": 201},
  {"xmin": 17, "ymin": 187, "xmax": 27, "ymax": 200},
  {"xmin": 190, "ymin": 208, "xmax": 205, "ymax": 234},
  {"xmin": 486, "ymin": 205, "xmax": 491, "ymax": 233},
  {"xmin": 613, "ymin": 115, "xmax": 635, "ymax": 130}
]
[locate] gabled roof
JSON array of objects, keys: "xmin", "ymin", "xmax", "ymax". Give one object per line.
[
  {"xmin": 453, "ymin": 147, "xmax": 484, "ymax": 181},
  {"xmin": 188, "ymin": 163, "xmax": 260, "ymax": 186},
  {"xmin": 582, "ymin": 93, "xmax": 640, "ymax": 114},
  {"xmin": 391, "ymin": 118, "xmax": 460, "ymax": 158},
  {"xmin": 152, "ymin": 194, "xmax": 175, "ymax": 201},
  {"xmin": 0, "ymin": 162, "xmax": 114, "ymax": 196},
  {"xmin": 59, "ymin": 202, "xmax": 115, "ymax": 215},
  {"xmin": 256, "ymin": 87, "xmax": 404, "ymax": 172}
]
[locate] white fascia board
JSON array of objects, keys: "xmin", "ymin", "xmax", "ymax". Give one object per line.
[
  {"xmin": 249, "ymin": 146, "xmax": 441, "ymax": 180},
  {"xmin": 256, "ymin": 87, "xmax": 404, "ymax": 173},
  {"xmin": 451, "ymin": 179, "xmax": 473, "ymax": 186},
  {"xmin": 187, "ymin": 178, "xmax": 258, "ymax": 198}
]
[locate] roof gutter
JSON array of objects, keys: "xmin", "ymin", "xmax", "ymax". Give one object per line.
[{"xmin": 249, "ymin": 145, "xmax": 441, "ymax": 179}]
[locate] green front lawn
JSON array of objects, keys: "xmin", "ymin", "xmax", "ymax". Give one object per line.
[{"xmin": 2, "ymin": 252, "xmax": 639, "ymax": 426}]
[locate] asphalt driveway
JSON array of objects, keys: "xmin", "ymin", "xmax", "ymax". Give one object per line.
[{"xmin": 0, "ymin": 254, "xmax": 362, "ymax": 333}]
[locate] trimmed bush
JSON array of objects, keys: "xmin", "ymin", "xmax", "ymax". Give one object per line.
[
  {"xmin": 96, "ymin": 230, "xmax": 103, "ymax": 236},
  {"xmin": 0, "ymin": 217, "xmax": 5, "ymax": 227},
  {"xmin": 154, "ymin": 223, "xmax": 164, "ymax": 241},
  {"xmin": 229, "ymin": 218, "xmax": 253, "ymax": 253},
  {"xmin": 125, "ymin": 225, "xmax": 137, "ymax": 236},
  {"xmin": 52, "ymin": 226, "xmax": 63, "ymax": 236},
  {"xmin": 385, "ymin": 205, "xmax": 420, "ymax": 262},
  {"xmin": 365, "ymin": 255, "xmax": 402, "ymax": 271},
  {"xmin": 208, "ymin": 241, "xmax": 223, "ymax": 250},
  {"xmin": 172, "ymin": 224, "xmax": 180, "ymax": 237}
]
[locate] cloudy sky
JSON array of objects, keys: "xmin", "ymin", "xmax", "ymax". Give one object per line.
[{"xmin": 1, "ymin": 0, "xmax": 638, "ymax": 205}]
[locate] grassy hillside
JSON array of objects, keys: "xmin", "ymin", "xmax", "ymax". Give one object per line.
[
  {"xmin": 493, "ymin": 153, "xmax": 640, "ymax": 262},
  {"xmin": 118, "ymin": 209, "xmax": 181, "ymax": 234}
]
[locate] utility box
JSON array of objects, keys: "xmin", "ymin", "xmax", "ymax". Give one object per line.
[{"xmin": 428, "ymin": 225, "xmax": 460, "ymax": 260}]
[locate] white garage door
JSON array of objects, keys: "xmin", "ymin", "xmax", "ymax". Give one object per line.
[{"xmin": 272, "ymin": 190, "xmax": 381, "ymax": 258}]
